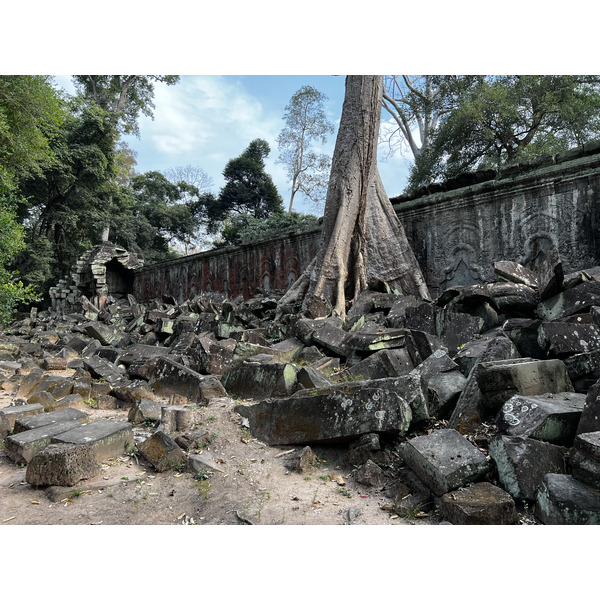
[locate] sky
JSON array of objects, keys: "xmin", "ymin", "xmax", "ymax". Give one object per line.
[{"xmin": 52, "ymin": 74, "xmax": 414, "ymax": 215}]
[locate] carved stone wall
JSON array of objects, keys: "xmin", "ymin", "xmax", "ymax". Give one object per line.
[{"xmin": 394, "ymin": 144, "xmax": 600, "ymax": 296}]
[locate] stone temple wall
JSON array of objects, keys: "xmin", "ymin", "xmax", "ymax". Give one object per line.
[
  {"xmin": 132, "ymin": 228, "xmax": 321, "ymax": 303},
  {"xmin": 394, "ymin": 142, "xmax": 600, "ymax": 297},
  {"xmin": 131, "ymin": 143, "xmax": 600, "ymax": 302}
]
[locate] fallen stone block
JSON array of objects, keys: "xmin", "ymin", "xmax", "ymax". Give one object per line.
[
  {"xmin": 51, "ymin": 420, "xmax": 133, "ymax": 462},
  {"xmin": 340, "ymin": 348, "xmax": 414, "ymax": 382},
  {"xmin": 282, "ymin": 446, "xmax": 317, "ymax": 475},
  {"xmin": 138, "ymin": 430, "xmax": 187, "ymax": 472},
  {"xmin": 537, "ymin": 322, "xmax": 600, "ymax": 357},
  {"xmin": 354, "ymin": 459, "xmax": 386, "ymax": 488},
  {"xmin": 234, "ymin": 382, "xmax": 412, "ymax": 445},
  {"xmin": 563, "ymin": 351, "xmax": 600, "ymax": 392},
  {"xmin": 13, "ymin": 407, "xmax": 89, "ymax": 434},
  {"xmin": 439, "ymin": 482, "xmax": 519, "ymax": 525},
  {"xmin": 496, "ymin": 392, "xmax": 586, "ymax": 446},
  {"xmin": 575, "ymin": 379, "xmax": 600, "ymax": 436},
  {"xmin": 439, "ymin": 312, "xmax": 484, "ymax": 356},
  {"xmin": 116, "ymin": 344, "xmax": 170, "ymax": 367},
  {"xmin": 345, "ymin": 433, "xmax": 389, "ymax": 466},
  {"xmin": 487, "ymin": 281, "xmax": 539, "ymax": 317},
  {"xmin": 569, "ymin": 431, "xmax": 600, "ymax": 488},
  {"xmin": 384, "ymin": 295, "xmax": 420, "ymax": 328},
  {"xmin": 187, "ymin": 451, "xmax": 225, "ymax": 475},
  {"xmin": 25, "ymin": 443, "xmax": 99, "ymax": 487},
  {"xmin": 221, "ymin": 361, "xmax": 298, "ymax": 399},
  {"xmin": 502, "ymin": 318, "xmax": 546, "ymax": 359},
  {"xmin": 311, "ymin": 321, "xmax": 353, "ymax": 357},
  {"xmin": 398, "ymin": 428, "xmax": 489, "ymax": 496},
  {"xmin": 425, "ymin": 371, "xmax": 468, "ymax": 418},
  {"xmin": 535, "ymin": 473, "xmax": 600, "ymax": 525},
  {"xmin": 536, "ymin": 281, "xmax": 600, "ymax": 321},
  {"xmin": 449, "ymin": 336, "xmax": 521, "ymax": 432},
  {"xmin": 127, "ymin": 398, "xmax": 168, "ymax": 424},
  {"xmin": 474, "ymin": 358, "xmax": 575, "ymax": 418},
  {"xmin": 0, "ymin": 403, "xmax": 45, "ymax": 432},
  {"xmin": 5, "ymin": 420, "xmax": 85, "ymax": 464},
  {"xmin": 404, "ymin": 329, "xmax": 446, "ymax": 366},
  {"xmin": 494, "ymin": 260, "xmax": 538, "ymax": 288},
  {"xmin": 173, "ymin": 429, "xmax": 211, "ymax": 451},
  {"xmin": 347, "ymin": 328, "xmax": 408, "ymax": 352},
  {"xmin": 531, "ymin": 245, "xmax": 564, "ymax": 301},
  {"xmin": 82, "ymin": 321, "xmax": 123, "ymax": 346},
  {"xmin": 309, "ymin": 356, "xmax": 340, "ymax": 376},
  {"xmin": 488, "ymin": 435, "xmax": 569, "ymax": 501},
  {"xmin": 45, "ymin": 393, "xmax": 86, "ymax": 412},
  {"xmin": 160, "ymin": 406, "xmax": 198, "ymax": 434},
  {"xmin": 297, "ymin": 366, "xmax": 333, "ymax": 389},
  {"xmin": 151, "ymin": 356, "xmax": 227, "ymax": 404},
  {"xmin": 110, "ymin": 380, "xmax": 157, "ymax": 404},
  {"xmin": 42, "ymin": 357, "xmax": 68, "ymax": 371},
  {"xmin": 83, "ymin": 355, "xmax": 126, "ymax": 384},
  {"xmin": 404, "ymin": 302, "xmax": 440, "ymax": 336}
]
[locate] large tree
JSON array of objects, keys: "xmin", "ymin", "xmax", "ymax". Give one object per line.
[
  {"xmin": 406, "ymin": 75, "xmax": 600, "ymax": 189},
  {"xmin": 278, "ymin": 76, "xmax": 429, "ymax": 320},
  {"xmin": 207, "ymin": 139, "xmax": 283, "ymax": 233},
  {"xmin": 277, "ymin": 85, "xmax": 334, "ymax": 213}
]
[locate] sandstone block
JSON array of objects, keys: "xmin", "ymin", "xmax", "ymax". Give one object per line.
[
  {"xmin": 138, "ymin": 431, "xmax": 187, "ymax": 472},
  {"xmin": 25, "ymin": 443, "xmax": 99, "ymax": 487}
]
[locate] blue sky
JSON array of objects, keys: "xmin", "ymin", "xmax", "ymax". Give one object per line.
[{"xmin": 54, "ymin": 74, "xmax": 414, "ymax": 215}]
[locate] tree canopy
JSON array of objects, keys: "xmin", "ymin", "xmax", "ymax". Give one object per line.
[
  {"xmin": 207, "ymin": 139, "xmax": 283, "ymax": 232},
  {"xmin": 386, "ymin": 75, "xmax": 600, "ymax": 190},
  {"xmin": 277, "ymin": 85, "xmax": 334, "ymax": 212}
]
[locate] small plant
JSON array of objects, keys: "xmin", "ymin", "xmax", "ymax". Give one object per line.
[
  {"xmin": 304, "ymin": 476, "xmax": 311, "ymax": 481},
  {"xmin": 319, "ymin": 474, "xmax": 330, "ymax": 482},
  {"xmin": 337, "ymin": 487, "xmax": 352, "ymax": 498},
  {"xmin": 0, "ymin": 438, "xmax": 5, "ymax": 449},
  {"xmin": 69, "ymin": 489, "xmax": 85, "ymax": 499},
  {"xmin": 195, "ymin": 479, "xmax": 211, "ymax": 500},
  {"xmin": 194, "ymin": 469, "xmax": 213, "ymax": 481},
  {"xmin": 83, "ymin": 397, "xmax": 97, "ymax": 407}
]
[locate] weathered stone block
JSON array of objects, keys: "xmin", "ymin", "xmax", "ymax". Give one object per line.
[
  {"xmin": 52, "ymin": 420, "xmax": 133, "ymax": 462},
  {"xmin": 474, "ymin": 358, "xmax": 574, "ymax": 418},
  {"xmin": 151, "ymin": 356, "xmax": 227, "ymax": 404},
  {"xmin": 187, "ymin": 451, "xmax": 225, "ymax": 474},
  {"xmin": 5, "ymin": 420, "xmax": 84, "ymax": 464},
  {"xmin": 488, "ymin": 435, "xmax": 568, "ymax": 501},
  {"xmin": 538, "ymin": 322, "xmax": 600, "ymax": 357},
  {"xmin": 234, "ymin": 383, "xmax": 412, "ymax": 445},
  {"xmin": 83, "ymin": 321, "xmax": 123, "ymax": 346},
  {"xmin": 398, "ymin": 428, "xmax": 489, "ymax": 496},
  {"xmin": 0, "ymin": 403, "xmax": 45, "ymax": 431},
  {"xmin": 439, "ymin": 482, "xmax": 519, "ymax": 525},
  {"xmin": 354, "ymin": 459, "xmax": 386, "ymax": 488},
  {"xmin": 569, "ymin": 431, "xmax": 600, "ymax": 488},
  {"xmin": 13, "ymin": 407, "xmax": 89, "ymax": 434},
  {"xmin": 282, "ymin": 446, "xmax": 318, "ymax": 475},
  {"xmin": 341, "ymin": 348, "xmax": 414, "ymax": 382},
  {"xmin": 221, "ymin": 361, "xmax": 298, "ymax": 399},
  {"xmin": 45, "ymin": 393, "xmax": 86, "ymax": 412},
  {"xmin": 494, "ymin": 260, "xmax": 538, "ymax": 288},
  {"xmin": 575, "ymin": 379, "xmax": 600, "ymax": 436},
  {"xmin": 83, "ymin": 355, "xmax": 126, "ymax": 384},
  {"xmin": 110, "ymin": 380, "xmax": 157, "ymax": 404},
  {"xmin": 535, "ymin": 473, "xmax": 600, "ymax": 525},
  {"xmin": 496, "ymin": 393, "xmax": 586, "ymax": 446},
  {"xmin": 536, "ymin": 281, "xmax": 600, "ymax": 321},
  {"xmin": 440, "ymin": 312, "xmax": 484, "ymax": 356},
  {"xmin": 138, "ymin": 430, "xmax": 187, "ymax": 472},
  {"xmin": 347, "ymin": 328, "xmax": 408, "ymax": 352},
  {"xmin": 487, "ymin": 281, "xmax": 539, "ymax": 316},
  {"xmin": 297, "ymin": 366, "xmax": 333, "ymax": 389},
  {"xmin": 311, "ymin": 321, "xmax": 353, "ymax": 357},
  {"xmin": 25, "ymin": 443, "xmax": 100, "ymax": 487},
  {"xmin": 127, "ymin": 398, "xmax": 167, "ymax": 424}
]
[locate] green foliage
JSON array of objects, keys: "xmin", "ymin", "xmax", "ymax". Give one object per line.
[
  {"xmin": 215, "ymin": 211, "xmax": 320, "ymax": 247},
  {"xmin": 112, "ymin": 170, "xmax": 209, "ymax": 264},
  {"xmin": 277, "ymin": 85, "xmax": 334, "ymax": 211},
  {"xmin": 207, "ymin": 139, "xmax": 283, "ymax": 232},
  {"xmin": 72, "ymin": 75, "xmax": 180, "ymax": 136},
  {"xmin": 406, "ymin": 75, "xmax": 600, "ymax": 190}
]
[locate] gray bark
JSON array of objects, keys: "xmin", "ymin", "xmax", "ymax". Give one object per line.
[{"xmin": 279, "ymin": 75, "xmax": 429, "ymax": 320}]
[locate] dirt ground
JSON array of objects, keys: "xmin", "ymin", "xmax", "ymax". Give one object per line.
[{"xmin": 0, "ymin": 382, "xmax": 441, "ymax": 527}]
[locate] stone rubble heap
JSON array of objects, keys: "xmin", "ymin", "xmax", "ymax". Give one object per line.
[{"xmin": 2, "ymin": 246, "xmax": 600, "ymax": 524}]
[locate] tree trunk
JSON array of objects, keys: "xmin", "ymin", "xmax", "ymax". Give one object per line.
[{"xmin": 278, "ymin": 75, "xmax": 429, "ymax": 320}]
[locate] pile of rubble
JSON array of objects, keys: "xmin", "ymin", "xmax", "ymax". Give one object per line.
[{"xmin": 2, "ymin": 246, "xmax": 600, "ymax": 525}]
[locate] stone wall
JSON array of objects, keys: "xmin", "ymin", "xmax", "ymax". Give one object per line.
[
  {"xmin": 133, "ymin": 227, "xmax": 321, "ymax": 302},
  {"xmin": 131, "ymin": 143, "xmax": 600, "ymax": 302},
  {"xmin": 394, "ymin": 143, "xmax": 600, "ymax": 296}
]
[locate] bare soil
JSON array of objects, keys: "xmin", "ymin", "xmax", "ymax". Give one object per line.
[{"xmin": 0, "ymin": 384, "xmax": 437, "ymax": 527}]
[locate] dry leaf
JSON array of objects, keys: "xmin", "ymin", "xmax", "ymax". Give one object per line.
[
  {"xmin": 2, "ymin": 516, "xmax": 16, "ymax": 523},
  {"xmin": 177, "ymin": 512, "xmax": 185, "ymax": 520},
  {"xmin": 335, "ymin": 475, "xmax": 345, "ymax": 486},
  {"xmin": 174, "ymin": 473, "xmax": 183, "ymax": 478},
  {"xmin": 31, "ymin": 500, "xmax": 40, "ymax": 505}
]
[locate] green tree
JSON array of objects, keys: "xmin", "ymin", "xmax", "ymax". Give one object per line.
[
  {"xmin": 72, "ymin": 75, "xmax": 180, "ymax": 136},
  {"xmin": 406, "ymin": 75, "xmax": 600, "ymax": 189},
  {"xmin": 0, "ymin": 75, "xmax": 64, "ymax": 322},
  {"xmin": 113, "ymin": 171, "xmax": 207, "ymax": 263},
  {"xmin": 16, "ymin": 100, "xmax": 118, "ymax": 294},
  {"xmin": 277, "ymin": 86, "xmax": 334, "ymax": 212},
  {"xmin": 207, "ymin": 139, "xmax": 283, "ymax": 232},
  {"xmin": 216, "ymin": 211, "xmax": 320, "ymax": 247}
]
